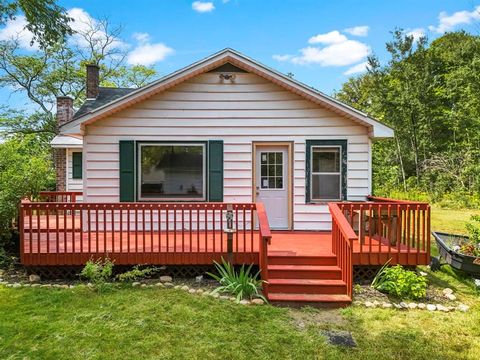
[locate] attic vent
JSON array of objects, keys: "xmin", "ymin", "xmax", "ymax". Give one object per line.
[
  {"xmin": 219, "ymin": 73, "xmax": 236, "ymax": 82},
  {"xmin": 208, "ymin": 62, "xmax": 247, "ymax": 73}
]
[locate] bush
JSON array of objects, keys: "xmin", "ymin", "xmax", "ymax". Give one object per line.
[
  {"xmin": 0, "ymin": 136, "xmax": 54, "ymax": 252},
  {"xmin": 372, "ymin": 262, "xmax": 427, "ymax": 300},
  {"xmin": 80, "ymin": 258, "xmax": 114, "ymax": 288},
  {"xmin": 460, "ymin": 215, "xmax": 480, "ymax": 257},
  {"xmin": 116, "ymin": 265, "xmax": 159, "ymax": 282},
  {"xmin": 207, "ymin": 258, "xmax": 266, "ymax": 303}
]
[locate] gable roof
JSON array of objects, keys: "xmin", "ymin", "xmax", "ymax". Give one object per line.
[{"xmin": 61, "ymin": 48, "xmax": 393, "ymax": 138}]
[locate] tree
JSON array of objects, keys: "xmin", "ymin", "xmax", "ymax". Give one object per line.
[
  {"xmin": 0, "ymin": 0, "xmax": 72, "ymax": 48},
  {"xmin": 336, "ymin": 30, "xmax": 480, "ymax": 202},
  {"xmin": 0, "ymin": 17, "xmax": 158, "ymax": 140}
]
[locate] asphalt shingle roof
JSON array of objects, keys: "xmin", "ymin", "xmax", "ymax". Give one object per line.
[{"xmin": 73, "ymin": 87, "xmax": 136, "ymax": 119}]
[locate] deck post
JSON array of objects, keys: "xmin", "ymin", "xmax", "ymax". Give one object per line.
[{"xmin": 225, "ymin": 204, "xmax": 235, "ymax": 262}]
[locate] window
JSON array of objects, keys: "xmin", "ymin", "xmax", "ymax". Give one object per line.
[
  {"xmin": 306, "ymin": 140, "xmax": 347, "ymax": 202},
  {"xmin": 72, "ymin": 152, "xmax": 82, "ymax": 179},
  {"xmin": 260, "ymin": 152, "xmax": 283, "ymax": 189},
  {"xmin": 138, "ymin": 143, "xmax": 206, "ymax": 200}
]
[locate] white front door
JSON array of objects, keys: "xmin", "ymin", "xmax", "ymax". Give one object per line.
[{"xmin": 255, "ymin": 146, "xmax": 289, "ymax": 229}]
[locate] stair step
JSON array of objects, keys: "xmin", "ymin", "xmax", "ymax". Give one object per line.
[
  {"xmin": 268, "ymin": 278, "xmax": 347, "ymax": 294},
  {"xmin": 268, "ymin": 255, "xmax": 337, "ymax": 266},
  {"xmin": 268, "ymin": 292, "xmax": 351, "ymax": 307},
  {"xmin": 268, "ymin": 265, "xmax": 342, "ymax": 279}
]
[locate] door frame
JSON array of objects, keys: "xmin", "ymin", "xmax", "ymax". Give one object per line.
[{"xmin": 252, "ymin": 141, "xmax": 293, "ymax": 230}]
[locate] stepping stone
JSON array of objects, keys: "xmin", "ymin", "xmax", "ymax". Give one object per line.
[{"xmin": 322, "ymin": 330, "xmax": 357, "ymax": 348}]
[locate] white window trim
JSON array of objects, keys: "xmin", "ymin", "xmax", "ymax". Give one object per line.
[
  {"xmin": 259, "ymin": 151, "xmax": 285, "ymax": 191},
  {"xmin": 310, "ymin": 145, "xmax": 342, "ymax": 202},
  {"xmin": 137, "ymin": 143, "xmax": 207, "ymax": 201}
]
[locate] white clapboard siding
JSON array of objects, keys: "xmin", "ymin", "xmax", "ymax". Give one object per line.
[
  {"xmin": 66, "ymin": 148, "xmax": 83, "ymax": 201},
  {"xmin": 82, "ymin": 71, "xmax": 371, "ymax": 231}
]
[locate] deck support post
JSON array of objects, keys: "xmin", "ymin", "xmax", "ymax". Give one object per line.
[{"xmin": 225, "ymin": 205, "xmax": 235, "ymax": 262}]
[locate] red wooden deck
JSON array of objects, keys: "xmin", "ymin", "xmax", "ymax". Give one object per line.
[{"xmin": 19, "ymin": 195, "xmax": 431, "ymax": 306}]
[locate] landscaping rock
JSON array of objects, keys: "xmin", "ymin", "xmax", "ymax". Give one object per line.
[
  {"xmin": 195, "ymin": 275, "xmax": 204, "ymax": 283},
  {"xmin": 155, "ymin": 282, "xmax": 165, "ymax": 287},
  {"xmin": 408, "ymin": 303, "xmax": 418, "ymax": 309},
  {"xmin": 40, "ymin": 284, "xmax": 52, "ymax": 288},
  {"xmin": 419, "ymin": 271, "xmax": 428, "ymax": 276},
  {"xmin": 364, "ymin": 301, "xmax": 374, "ymax": 308},
  {"xmin": 132, "ymin": 282, "xmax": 141, "ymax": 287},
  {"xmin": 140, "ymin": 284, "xmax": 147, "ymax": 288},
  {"xmin": 442, "ymin": 288, "xmax": 453, "ymax": 295},
  {"xmin": 31, "ymin": 283, "xmax": 41, "ymax": 288},
  {"xmin": 426, "ymin": 304, "xmax": 436, "ymax": 311},
  {"xmin": 12, "ymin": 283, "xmax": 21, "ymax": 288},
  {"xmin": 219, "ymin": 295, "xmax": 230, "ymax": 300},
  {"xmin": 457, "ymin": 304, "xmax": 469, "ymax": 312},
  {"xmin": 195, "ymin": 289, "xmax": 203, "ymax": 294},
  {"xmin": 399, "ymin": 302, "xmax": 408, "ymax": 309},
  {"xmin": 181, "ymin": 285, "xmax": 189, "ymax": 291},
  {"xmin": 174, "ymin": 285, "xmax": 181, "ymax": 289},
  {"xmin": 164, "ymin": 282, "xmax": 174, "ymax": 288},
  {"xmin": 436, "ymin": 304, "xmax": 449, "ymax": 312},
  {"xmin": 445, "ymin": 293, "xmax": 456, "ymax": 301},
  {"xmin": 475, "ymin": 279, "xmax": 480, "ymax": 288},
  {"xmin": 393, "ymin": 303, "xmax": 402, "ymax": 309},
  {"xmin": 251, "ymin": 298, "xmax": 265, "ymax": 305},
  {"xmin": 417, "ymin": 303, "xmax": 426, "ymax": 309},
  {"xmin": 29, "ymin": 274, "xmax": 41, "ymax": 283},
  {"xmin": 322, "ymin": 330, "xmax": 357, "ymax": 348},
  {"xmin": 159, "ymin": 275, "xmax": 173, "ymax": 283},
  {"xmin": 188, "ymin": 288, "xmax": 196, "ymax": 294},
  {"xmin": 382, "ymin": 302, "xmax": 392, "ymax": 308},
  {"xmin": 210, "ymin": 292, "xmax": 220, "ymax": 299},
  {"xmin": 239, "ymin": 299, "xmax": 250, "ymax": 305}
]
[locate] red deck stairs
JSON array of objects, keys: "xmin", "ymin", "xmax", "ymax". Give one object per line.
[{"xmin": 266, "ymin": 253, "xmax": 351, "ymax": 307}]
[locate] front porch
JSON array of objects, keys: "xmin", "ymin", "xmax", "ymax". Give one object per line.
[{"xmin": 19, "ymin": 193, "xmax": 430, "ymax": 305}]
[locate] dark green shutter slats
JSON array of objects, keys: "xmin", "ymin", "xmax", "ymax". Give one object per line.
[
  {"xmin": 119, "ymin": 140, "xmax": 135, "ymax": 202},
  {"xmin": 72, "ymin": 152, "xmax": 83, "ymax": 179},
  {"xmin": 208, "ymin": 140, "xmax": 224, "ymax": 202}
]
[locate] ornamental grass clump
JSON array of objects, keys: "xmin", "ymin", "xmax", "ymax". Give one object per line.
[
  {"xmin": 207, "ymin": 258, "xmax": 266, "ymax": 303},
  {"xmin": 372, "ymin": 260, "xmax": 427, "ymax": 300}
]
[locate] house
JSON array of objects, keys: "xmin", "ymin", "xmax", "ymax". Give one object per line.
[{"xmin": 20, "ymin": 49, "xmax": 430, "ymax": 306}]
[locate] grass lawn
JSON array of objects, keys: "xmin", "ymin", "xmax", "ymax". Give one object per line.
[{"xmin": 0, "ymin": 208, "xmax": 479, "ymax": 360}]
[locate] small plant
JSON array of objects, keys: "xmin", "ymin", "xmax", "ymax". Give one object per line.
[
  {"xmin": 80, "ymin": 257, "xmax": 114, "ymax": 288},
  {"xmin": 207, "ymin": 258, "xmax": 266, "ymax": 303},
  {"xmin": 116, "ymin": 265, "xmax": 160, "ymax": 282},
  {"xmin": 372, "ymin": 260, "xmax": 427, "ymax": 300},
  {"xmin": 462, "ymin": 215, "xmax": 480, "ymax": 257}
]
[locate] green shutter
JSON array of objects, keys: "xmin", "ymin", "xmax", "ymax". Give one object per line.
[
  {"xmin": 208, "ymin": 140, "xmax": 223, "ymax": 202},
  {"xmin": 119, "ymin": 141, "xmax": 135, "ymax": 202},
  {"xmin": 72, "ymin": 152, "xmax": 83, "ymax": 179}
]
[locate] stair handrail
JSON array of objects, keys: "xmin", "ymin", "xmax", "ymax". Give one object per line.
[
  {"xmin": 256, "ymin": 202, "xmax": 272, "ymax": 299},
  {"xmin": 328, "ymin": 202, "xmax": 357, "ymax": 299}
]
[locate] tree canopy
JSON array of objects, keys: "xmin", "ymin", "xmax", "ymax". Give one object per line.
[{"xmin": 336, "ymin": 30, "xmax": 480, "ymax": 206}]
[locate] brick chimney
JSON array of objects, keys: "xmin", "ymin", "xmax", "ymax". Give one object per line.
[
  {"xmin": 86, "ymin": 64, "xmax": 100, "ymax": 99},
  {"xmin": 54, "ymin": 96, "xmax": 73, "ymax": 192},
  {"xmin": 56, "ymin": 96, "xmax": 74, "ymax": 128}
]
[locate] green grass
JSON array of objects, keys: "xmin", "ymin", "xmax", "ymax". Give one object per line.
[
  {"xmin": 431, "ymin": 206, "xmax": 480, "ymax": 235},
  {"xmin": 0, "ymin": 208, "xmax": 479, "ymax": 359}
]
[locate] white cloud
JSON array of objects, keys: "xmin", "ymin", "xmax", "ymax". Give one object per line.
[
  {"xmin": 308, "ymin": 30, "xmax": 347, "ymax": 44},
  {"xmin": 291, "ymin": 40, "xmax": 370, "ymax": 66},
  {"xmin": 273, "ymin": 54, "xmax": 292, "ymax": 62},
  {"xmin": 132, "ymin": 32, "xmax": 150, "ymax": 43},
  {"xmin": 406, "ymin": 28, "xmax": 426, "ymax": 41},
  {"xmin": 0, "ymin": 15, "xmax": 38, "ymax": 50},
  {"xmin": 429, "ymin": 6, "xmax": 480, "ymax": 33},
  {"xmin": 344, "ymin": 61, "xmax": 369, "ymax": 75},
  {"xmin": 344, "ymin": 26, "xmax": 369, "ymax": 37},
  {"xmin": 192, "ymin": 1, "xmax": 215, "ymax": 13},
  {"xmin": 127, "ymin": 42, "xmax": 173, "ymax": 66}
]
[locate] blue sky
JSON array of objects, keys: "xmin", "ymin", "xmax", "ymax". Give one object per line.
[{"xmin": 1, "ymin": 0, "xmax": 480, "ymax": 109}]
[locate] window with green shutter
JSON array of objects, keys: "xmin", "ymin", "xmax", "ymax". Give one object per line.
[
  {"xmin": 306, "ymin": 140, "xmax": 347, "ymax": 203},
  {"xmin": 72, "ymin": 152, "xmax": 83, "ymax": 179}
]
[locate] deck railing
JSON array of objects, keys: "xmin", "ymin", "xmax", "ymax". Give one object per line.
[
  {"xmin": 328, "ymin": 203, "xmax": 357, "ymax": 299},
  {"xmin": 337, "ymin": 197, "xmax": 431, "ymax": 265},
  {"xmin": 256, "ymin": 202, "xmax": 272, "ymax": 298},
  {"xmin": 19, "ymin": 201, "xmax": 270, "ymax": 266},
  {"xmin": 37, "ymin": 191, "xmax": 82, "ymax": 203}
]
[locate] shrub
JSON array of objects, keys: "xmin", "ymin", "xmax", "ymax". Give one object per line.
[
  {"xmin": 372, "ymin": 262, "xmax": 427, "ymax": 300},
  {"xmin": 207, "ymin": 258, "xmax": 266, "ymax": 303},
  {"xmin": 461, "ymin": 215, "xmax": 480, "ymax": 257},
  {"xmin": 116, "ymin": 265, "xmax": 160, "ymax": 282},
  {"xmin": 80, "ymin": 258, "xmax": 114, "ymax": 288}
]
